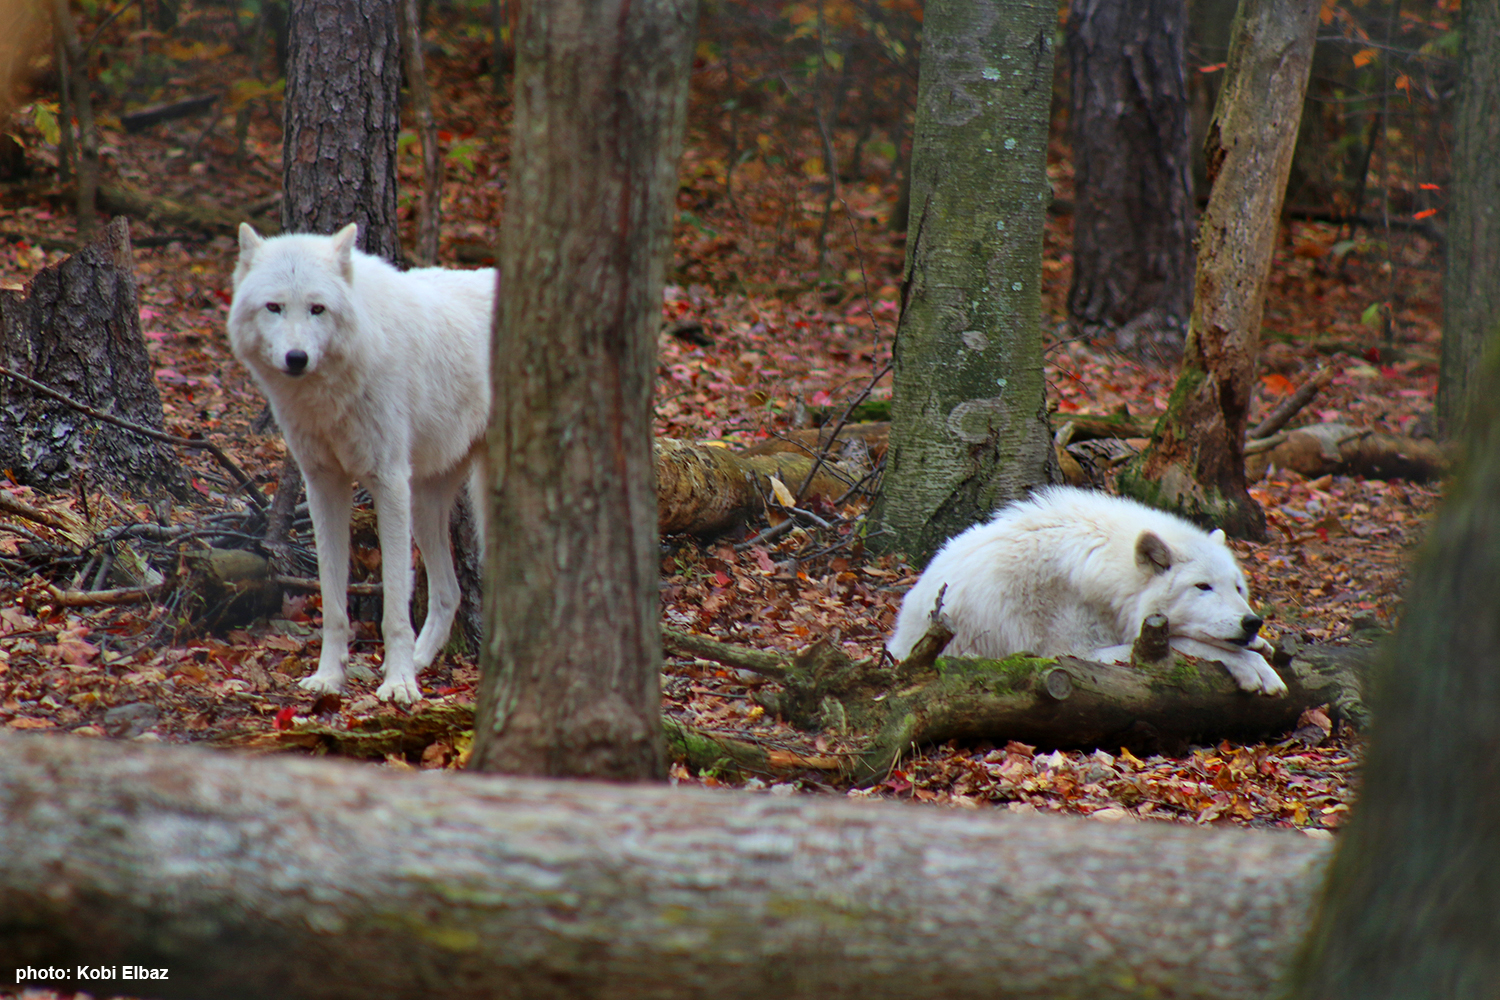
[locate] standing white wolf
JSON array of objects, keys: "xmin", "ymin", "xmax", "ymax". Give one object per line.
[
  {"xmin": 229, "ymin": 223, "xmax": 494, "ymax": 704},
  {"xmin": 887, "ymin": 485, "xmax": 1287, "ymax": 695}
]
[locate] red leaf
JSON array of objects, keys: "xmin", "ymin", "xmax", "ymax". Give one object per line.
[{"xmin": 273, "ymin": 706, "xmax": 296, "ymax": 731}]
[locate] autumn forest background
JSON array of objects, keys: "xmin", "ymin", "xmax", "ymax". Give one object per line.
[{"xmin": 0, "ymin": 0, "xmax": 1468, "ymax": 831}]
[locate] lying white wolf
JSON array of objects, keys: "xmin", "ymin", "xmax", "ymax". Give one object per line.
[
  {"xmin": 887, "ymin": 485, "xmax": 1286, "ymax": 696},
  {"xmin": 229, "ymin": 223, "xmax": 493, "ymax": 703}
]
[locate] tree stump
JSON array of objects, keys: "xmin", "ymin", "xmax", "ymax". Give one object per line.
[{"xmin": 0, "ymin": 217, "xmax": 186, "ymax": 498}]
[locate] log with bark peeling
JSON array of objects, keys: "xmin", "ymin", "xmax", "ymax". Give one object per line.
[
  {"xmin": 664, "ymin": 627, "xmax": 1373, "ymax": 781},
  {"xmin": 0, "ymin": 730, "xmax": 1328, "ymax": 1000},
  {"xmin": 655, "ymin": 437, "xmax": 858, "ymax": 535}
]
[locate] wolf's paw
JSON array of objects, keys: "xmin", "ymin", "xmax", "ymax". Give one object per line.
[
  {"xmin": 299, "ymin": 671, "xmax": 344, "ymax": 695},
  {"xmin": 376, "ymin": 675, "xmax": 422, "ymax": 705}
]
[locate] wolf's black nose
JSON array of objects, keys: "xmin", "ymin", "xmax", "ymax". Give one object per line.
[
  {"xmin": 1242, "ymin": 614, "xmax": 1263, "ymax": 635},
  {"xmin": 285, "ymin": 350, "xmax": 308, "ymax": 374}
]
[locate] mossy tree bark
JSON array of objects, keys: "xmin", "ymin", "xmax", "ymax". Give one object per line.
[
  {"xmin": 1065, "ymin": 0, "xmax": 1196, "ymax": 360},
  {"xmin": 472, "ymin": 0, "xmax": 696, "ymax": 780},
  {"xmin": 1436, "ymin": 0, "xmax": 1500, "ymax": 441},
  {"xmin": 0, "ymin": 731, "xmax": 1331, "ymax": 1000},
  {"xmin": 872, "ymin": 0, "xmax": 1058, "ymax": 566},
  {"xmin": 1285, "ymin": 326, "xmax": 1500, "ymax": 993},
  {"xmin": 1117, "ymin": 0, "xmax": 1318, "ymax": 539}
]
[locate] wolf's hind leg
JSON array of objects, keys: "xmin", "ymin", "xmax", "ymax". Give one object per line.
[{"xmin": 411, "ymin": 466, "xmax": 468, "ymax": 671}]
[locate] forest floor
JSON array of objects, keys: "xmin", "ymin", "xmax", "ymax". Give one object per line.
[{"xmin": 0, "ymin": 10, "xmax": 1450, "ymax": 845}]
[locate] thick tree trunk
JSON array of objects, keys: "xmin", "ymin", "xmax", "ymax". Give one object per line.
[
  {"xmin": 0, "ymin": 218, "xmax": 186, "ymax": 499},
  {"xmin": 472, "ymin": 0, "xmax": 696, "ymax": 780},
  {"xmin": 281, "ymin": 0, "xmax": 403, "ymax": 263},
  {"xmin": 1285, "ymin": 315, "xmax": 1500, "ymax": 992},
  {"xmin": 1118, "ymin": 0, "xmax": 1317, "ymax": 539},
  {"xmin": 0, "ymin": 731, "xmax": 1329, "ymax": 1000},
  {"xmin": 872, "ymin": 0, "xmax": 1059, "ymax": 565},
  {"xmin": 1066, "ymin": 0, "xmax": 1196, "ymax": 360},
  {"xmin": 1436, "ymin": 0, "xmax": 1500, "ymax": 440}
]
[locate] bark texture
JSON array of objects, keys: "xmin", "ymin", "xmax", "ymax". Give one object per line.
[
  {"xmin": 1286, "ymin": 327, "xmax": 1500, "ymax": 994},
  {"xmin": 1065, "ymin": 0, "xmax": 1195, "ymax": 360},
  {"xmin": 0, "ymin": 218, "xmax": 186, "ymax": 498},
  {"xmin": 473, "ymin": 0, "xmax": 696, "ymax": 780},
  {"xmin": 654, "ymin": 438, "xmax": 857, "ymax": 536},
  {"xmin": 874, "ymin": 0, "xmax": 1058, "ymax": 565},
  {"xmin": 0, "ymin": 731, "xmax": 1330, "ymax": 1000},
  {"xmin": 281, "ymin": 0, "xmax": 403, "ymax": 262},
  {"xmin": 1436, "ymin": 0, "xmax": 1500, "ymax": 440},
  {"xmin": 1118, "ymin": 0, "xmax": 1318, "ymax": 539}
]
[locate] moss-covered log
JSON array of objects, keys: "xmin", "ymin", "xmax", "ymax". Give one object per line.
[{"xmin": 665, "ymin": 628, "xmax": 1372, "ymax": 784}]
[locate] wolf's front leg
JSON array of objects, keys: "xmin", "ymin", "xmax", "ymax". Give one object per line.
[
  {"xmin": 301, "ymin": 466, "xmax": 354, "ymax": 695},
  {"xmin": 368, "ymin": 470, "xmax": 421, "ymax": 704}
]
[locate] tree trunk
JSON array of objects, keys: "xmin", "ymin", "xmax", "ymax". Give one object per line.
[
  {"xmin": 1117, "ymin": 0, "xmax": 1318, "ymax": 540},
  {"xmin": 1436, "ymin": 0, "xmax": 1500, "ymax": 440},
  {"xmin": 0, "ymin": 218, "xmax": 186, "ymax": 499},
  {"xmin": 872, "ymin": 0, "xmax": 1059, "ymax": 565},
  {"xmin": 471, "ymin": 0, "xmax": 696, "ymax": 780},
  {"xmin": 51, "ymin": 0, "xmax": 99, "ymax": 239},
  {"xmin": 281, "ymin": 0, "xmax": 403, "ymax": 263},
  {"xmin": 1284, "ymin": 313, "xmax": 1500, "ymax": 993},
  {"xmin": 1065, "ymin": 0, "xmax": 1196, "ymax": 360},
  {"xmin": 0, "ymin": 731, "xmax": 1330, "ymax": 1000},
  {"xmin": 399, "ymin": 0, "xmax": 442, "ymax": 266}
]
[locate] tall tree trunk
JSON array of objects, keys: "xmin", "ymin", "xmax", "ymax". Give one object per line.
[
  {"xmin": 1436, "ymin": 0, "xmax": 1500, "ymax": 440},
  {"xmin": 872, "ymin": 0, "xmax": 1058, "ymax": 566},
  {"xmin": 1284, "ymin": 312, "xmax": 1500, "ymax": 995},
  {"xmin": 399, "ymin": 0, "xmax": 442, "ymax": 266},
  {"xmin": 51, "ymin": 0, "xmax": 99, "ymax": 239},
  {"xmin": 0, "ymin": 731, "xmax": 1330, "ymax": 1000},
  {"xmin": 1066, "ymin": 0, "xmax": 1195, "ymax": 361},
  {"xmin": 1117, "ymin": 0, "xmax": 1317, "ymax": 540},
  {"xmin": 0, "ymin": 219, "xmax": 186, "ymax": 499},
  {"xmin": 281, "ymin": 0, "xmax": 403, "ymax": 263},
  {"xmin": 470, "ymin": 0, "xmax": 695, "ymax": 781}
]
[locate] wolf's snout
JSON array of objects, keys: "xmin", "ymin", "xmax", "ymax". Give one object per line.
[
  {"xmin": 285, "ymin": 349, "xmax": 309, "ymax": 375},
  {"xmin": 1241, "ymin": 613, "xmax": 1263, "ymax": 636}
]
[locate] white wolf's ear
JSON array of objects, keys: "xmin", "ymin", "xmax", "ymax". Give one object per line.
[
  {"xmin": 237, "ymin": 223, "xmax": 263, "ymax": 259},
  {"xmin": 1135, "ymin": 531, "xmax": 1173, "ymax": 574},
  {"xmin": 1209, "ymin": 528, "xmax": 1227, "ymax": 546},
  {"xmin": 330, "ymin": 222, "xmax": 359, "ymax": 283}
]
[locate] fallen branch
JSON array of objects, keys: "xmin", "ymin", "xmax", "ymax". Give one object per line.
[
  {"xmin": 1249, "ymin": 366, "xmax": 1334, "ymax": 439},
  {"xmin": 44, "ymin": 582, "xmax": 171, "ymax": 607},
  {"xmin": 655, "ymin": 439, "xmax": 857, "ymax": 536}
]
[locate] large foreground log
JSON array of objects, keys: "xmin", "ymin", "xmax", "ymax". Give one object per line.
[{"xmin": 0, "ymin": 732, "xmax": 1327, "ymax": 1000}]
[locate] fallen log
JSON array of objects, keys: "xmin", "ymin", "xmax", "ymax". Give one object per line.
[
  {"xmin": 0, "ymin": 730, "xmax": 1329, "ymax": 1000},
  {"xmin": 664, "ymin": 627, "xmax": 1373, "ymax": 782},
  {"xmin": 655, "ymin": 438, "xmax": 858, "ymax": 535}
]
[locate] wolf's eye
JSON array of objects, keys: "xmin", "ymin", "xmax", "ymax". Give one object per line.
[
  {"xmin": 266, "ymin": 303, "xmax": 282, "ymax": 314},
  {"xmin": 310, "ymin": 304, "xmax": 325, "ymax": 315},
  {"xmin": 1196, "ymin": 583, "xmax": 1213, "ymax": 592}
]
